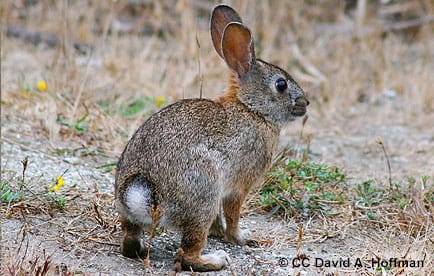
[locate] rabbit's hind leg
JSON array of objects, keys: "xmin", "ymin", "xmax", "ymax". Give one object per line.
[
  {"xmin": 180, "ymin": 226, "xmax": 230, "ymax": 271},
  {"xmin": 119, "ymin": 216, "xmax": 147, "ymax": 258}
]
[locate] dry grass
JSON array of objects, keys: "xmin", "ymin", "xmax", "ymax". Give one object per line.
[
  {"xmin": 1, "ymin": 167, "xmax": 118, "ymax": 275},
  {"xmin": 2, "ymin": 0, "xmax": 433, "ymax": 149},
  {"xmin": 1, "ymin": 0, "xmax": 434, "ymax": 275}
]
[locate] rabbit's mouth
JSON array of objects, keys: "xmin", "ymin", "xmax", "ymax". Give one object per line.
[{"xmin": 291, "ymin": 97, "xmax": 309, "ymax": 116}]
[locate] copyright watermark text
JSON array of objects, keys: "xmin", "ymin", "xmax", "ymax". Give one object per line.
[{"xmin": 277, "ymin": 256, "xmax": 424, "ymax": 269}]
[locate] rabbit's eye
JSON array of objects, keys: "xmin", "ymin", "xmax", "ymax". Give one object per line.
[{"xmin": 275, "ymin": 78, "xmax": 287, "ymax": 92}]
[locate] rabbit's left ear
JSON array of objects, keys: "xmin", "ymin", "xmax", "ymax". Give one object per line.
[
  {"xmin": 221, "ymin": 22, "xmax": 255, "ymax": 77},
  {"xmin": 210, "ymin": 5, "xmax": 242, "ymax": 59}
]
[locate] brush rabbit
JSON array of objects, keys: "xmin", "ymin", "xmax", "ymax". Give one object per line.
[{"xmin": 114, "ymin": 4, "xmax": 309, "ymax": 272}]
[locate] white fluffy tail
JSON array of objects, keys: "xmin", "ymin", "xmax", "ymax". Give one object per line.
[{"xmin": 124, "ymin": 177, "xmax": 153, "ymax": 227}]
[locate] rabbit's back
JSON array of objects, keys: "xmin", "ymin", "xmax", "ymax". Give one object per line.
[
  {"xmin": 115, "ymin": 98, "xmax": 279, "ymax": 227},
  {"xmin": 116, "ymin": 99, "xmax": 224, "ymax": 189}
]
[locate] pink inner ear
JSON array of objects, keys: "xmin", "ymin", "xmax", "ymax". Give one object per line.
[{"xmin": 222, "ymin": 23, "xmax": 255, "ymax": 76}]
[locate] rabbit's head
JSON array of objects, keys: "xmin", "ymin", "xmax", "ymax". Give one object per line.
[{"xmin": 211, "ymin": 5, "xmax": 308, "ymax": 127}]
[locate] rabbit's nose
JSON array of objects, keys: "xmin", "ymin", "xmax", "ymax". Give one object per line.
[
  {"xmin": 291, "ymin": 97, "xmax": 308, "ymax": 116},
  {"xmin": 295, "ymin": 97, "xmax": 309, "ymax": 107}
]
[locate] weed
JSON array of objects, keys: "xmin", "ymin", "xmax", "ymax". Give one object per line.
[
  {"xmin": 353, "ymin": 175, "xmax": 434, "ymax": 225},
  {"xmin": 99, "ymin": 95, "xmax": 167, "ymax": 118},
  {"xmin": 421, "ymin": 175, "xmax": 430, "ymax": 188},
  {"xmin": 260, "ymin": 159, "xmax": 347, "ymax": 217},
  {"xmin": 367, "ymin": 211, "xmax": 376, "ymax": 220},
  {"xmin": 4, "ymin": 226, "xmax": 55, "ymax": 276},
  {"xmin": 121, "ymin": 96, "xmax": 149, "ymax": 117},
  {"xmin": 355, "ymin": 180, "xmax": 384, "ymax": 207},
  {"xmin": 58, "ymin": 112, "xmax": 89, "ymax": 131},
  {"xmin": 45, "ymin": 193, "xmax": 67, "ymax": 210},
  {"xmin": 397, "ymin": 198, "xmax": 410, "ymax": 209},
  {"xmin": 1, "ymin": 181, "xmax": 21, "ymax": 203},
  {"xmin": 96, "ymin": 162, "xmax": 117, "ymax": 173},
  {"xmin": 1, "ymin": 162, "xmax": 69, "ymax": 212},
  {"xmin": 376, "ymin": 138, "xmax": 393, "ymax": 191},
  {"xmin": 15, "ymin": 78, "xmax": 50, "ymax": 102}
]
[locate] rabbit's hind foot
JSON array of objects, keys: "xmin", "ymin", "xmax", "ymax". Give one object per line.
[
  {"xmin": 119, "ymin": 218, "xmax": 147, "ymax": 259},
  {"xmin": 181, "ymin": 250, "xmax": 230, "ymax": 272}
]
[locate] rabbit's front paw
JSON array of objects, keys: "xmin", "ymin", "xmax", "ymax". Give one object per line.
[
  {"xmin": 225, "ymin": 228, "xmax": 251, "ymax": 245},
  {"xmin": 209, "ymin": 214, "xmax": 226, "ymax": 238}
]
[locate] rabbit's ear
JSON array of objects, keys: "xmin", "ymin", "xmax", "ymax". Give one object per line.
[
  {"xmin": 222, "ymin": 22, "xmax": 255, "ymax": 77},
  {"xmin": 210, "ymin": 5, "xmax": 242, "ymax": 59}
]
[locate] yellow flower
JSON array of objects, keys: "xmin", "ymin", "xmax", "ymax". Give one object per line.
[
  {"xmin": 155, "ymin": 96, "xmax": 166, "ymax": 108},
  {"xmin": 49, "ymin": 175, "xmax": 65, "ymax": 192},
  {"xmin": 37, "ymin": 80, "xmax": 47, "ymax": 92},
  {"xmin": 56, "ymin": 175, "xmax": 65, "ymax": 188}
]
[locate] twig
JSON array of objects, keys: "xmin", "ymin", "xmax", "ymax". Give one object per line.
[
  {"xmin": 296, "ymin": 224, "xmax": 303, "ymax": 253},
  {"xmin": 144, "ymin": 205, "xmax": 162, "ymax": 268},
  {"xmin": 298, "ymin": 115, "xmax": 309, "ymax": 141},
  {"xmin": 71, "ymin": 52, "xmax": 93, "ymax": 120},
  {"xmin": 19, "ymin": 229, "xmax": 30, "ymax": 271},
  {"xmin": 93, "ymin": 201, "xmax": 107, "ymax": 227},
  {"xmin": 379, "ymin": 1, "xmax": 420, "ymax": 16},
  {"xmin": 355, "ymin": 0, "xmax": 367, "ymax": 38},
  {"xmin": 376, "ymin": 138, "xmax": 393, "ymax": 191},
  {"xmin": 66, "ymin": 225, "xmax": 99, "ymax": 244},
  {"xmin": 383, "ymin": 15, "xmax": 434, "ymax": 32},
  {"xmin": 302, "ymin": 134, "xmax": 313, "ymax": 163},
  {"xmin": 11, "ymin": 201, "xmax": 51, "ymax": 217},
  {"xmin": 21, "ymin": 156, "xmax": 29, "ymax": 182},
  {"xmin": 195, "ymin": 32, "xmax": 203, "ymax": 99}
]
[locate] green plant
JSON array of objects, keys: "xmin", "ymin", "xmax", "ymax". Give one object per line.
[
  {"xmin": 397, "ymin": 198, "xmax": 410, "ymax": 209},
  {"xmin": 355, "ymin": 180, "xmax": 383, "ymax": 206},
  {"xmin": 260, "ymin": 159, "xmax": 347, "ymax": 217},
  {"xmin": 96, "ymin": 162, "xmax": 117, "ymax": 173},
  {"xmin": 118, "ymin": 95, "xmax": 167, "ymax": 117},
  {"xmin": 421, "ymin": 175, "xmax": 430, "ymax": 188},
  {"xmin": 45, "ymin": 193, "xmax": 67, "ymax": 210},
  {"xmin": 98, "ymin": 95, "xmax": 168, "ymax": 118},
  {"xmin": 1, "ymin": 170, "xmax": 68, "ymax": 212},
  {"xmin": 367, "ymin": 211, "xmax": 376, "ymax": 220},
  {"xmin": 121, "ymin": 96, "xmax": 149, "ymax": 116},
  {"xmin": 44, "ymin": 175, "xmax": 67, "ymax": 210},
  {"xmin": 1, "ymin": 181, "xmax": 21, "ymax": 203},
  {"xmin": 58, "ymin": 112, "xmax": 89, "ymax": 131}
]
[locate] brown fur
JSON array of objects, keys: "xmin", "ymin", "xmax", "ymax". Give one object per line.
[
  {"xmin": 216, "ymin": 71, "xmax": 241, "ymax": 104},
  {"xmin": 114, "ymin": 4, "xmax": 308, "ymax": 272}
]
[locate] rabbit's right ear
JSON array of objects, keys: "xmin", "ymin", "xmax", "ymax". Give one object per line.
[
  {"xmin": 210, "ymin": 5, "xmax": 242, "ymax": 59},
  {"xmin": 222, "ymin": 22, "xmax": 255, "ymax": 77}
]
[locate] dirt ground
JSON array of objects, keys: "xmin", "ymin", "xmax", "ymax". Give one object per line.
[
  {"xmin": 1, "ymin": 1, "xmax": 433, "ymax": 275},
  {"xmin": 2, "ymin": 78, "xmax": 433, "ymax": 275}
]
